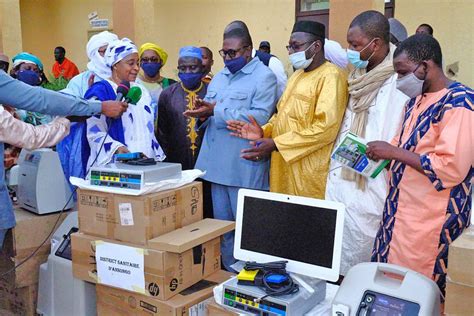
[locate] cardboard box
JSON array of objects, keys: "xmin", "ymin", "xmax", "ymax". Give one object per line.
[
  {"xmin": 96, "ymin": 270, "xmax": 234, "ymax": 316},
  {"xmin": 0, "ymin": 281, "xmax": 38, "ymax": 316},
  {"xmin": 0, "ymin": 207, "xmax": 67, "ymax": 288},
  {"xmin": 72, "ymin": 219, "xmax": 234, "ymax": 300},
  {"xmin": 0, "ymin": 252, "xmax": 49, "ymax": 290},
  {"xmin": 148, "ymin": 218, "xmax": 236, "ymax": 253},
  {"xmin": 447, "ymin": 227, "xmax": 474, "ymax": 287},
  {"xmin": 445, "ymin": 278, "xmax": 474, "ymax": 315},
  {"xmin": 3, "ymin": 207, "xmax": 67, "ymax": 258},
  {"xmin": 77, "ymin": 182, "xmax": 203, "ymax": 245}
]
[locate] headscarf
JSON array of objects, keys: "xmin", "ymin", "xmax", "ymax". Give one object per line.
[
  {"xmin": 179, "ymin": 46, "xmax": 202, "ymax": 60},
  {"xmin": 104, "ymin": 38, "xmax": 138, "ymax": 70},
  {"xmin": 12, "ymin": 52, "xmax": 43, "ymax": 71},
  {"xmin": 86, "ymin": 30, "xmax": 118, "ymax": 79},
  {"xmin": 138, "ymin": 43, "xmax": 168, "ymax": 66}
]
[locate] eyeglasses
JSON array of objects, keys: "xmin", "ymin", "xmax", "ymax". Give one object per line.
[
  {"xmin": 141, "ymin": 57, "xmax": 160, "ymax": 64},
  {"xmin": 286, "ymin": 41, "xmax": 313, "ymax": 52},
  {"xmin": 219, "ymin": 46, "xmax": 249, "ymax": 59}
]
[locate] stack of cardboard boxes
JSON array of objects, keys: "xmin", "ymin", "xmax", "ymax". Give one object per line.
[
  {"xmin": 71, "ymin": 181, "xmax": 235, "ymax": 315},
  {"xmin": 445, "ymin": 227, "xmax": 474, "ymax": 315},
  {"xmin": 0, "ymin": 208, "xmax": 67, "ymax": 315}
]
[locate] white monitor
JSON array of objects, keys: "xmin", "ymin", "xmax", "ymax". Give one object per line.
[{"xmin": 234, "ymin": 189, "xmax": 345, "ymax": 282}]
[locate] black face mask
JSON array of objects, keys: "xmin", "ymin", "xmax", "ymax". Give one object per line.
[{"xmin": 0, "ymin": 61, "xmax": 9, "ymax": 73}]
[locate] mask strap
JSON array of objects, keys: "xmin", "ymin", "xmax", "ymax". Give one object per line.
[
  {"xmin": 305, "ymin": 41, "xmax": 317, "ymax": 60},
  {"xmin": 413, "ymin": 63, "xmax": 427, "ymax": 80},
  {"xmin": 360, "ymin": 37, "xmax": 377, "ymax": 53}
]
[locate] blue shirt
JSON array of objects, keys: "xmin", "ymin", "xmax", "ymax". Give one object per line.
[
  {"xmin": 195, "ymin": 57, "xmax": 277, "ymax": 189},
  {"xmin": 0, "ymin": 71, "xmax": 102, "ymax": 229}
]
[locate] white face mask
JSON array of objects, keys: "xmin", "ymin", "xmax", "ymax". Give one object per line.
[
  {"xmin": 289, "ymin": 42, "xmax": 316, "ymax": 70},
  {"xmin": 396, "ymin": 64, "xmax": 425, "ymax": 98}
]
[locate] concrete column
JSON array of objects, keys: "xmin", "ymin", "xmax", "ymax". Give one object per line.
[
  {"xmin": 112, "ymin": 0, "xmax": 136, "ymax": 40},
  {"xmin": 328, "ymin": 0, "xmax": 384, "ymax": 47},
  {"xmin": 113, "ymin": 0, "xmax": 155, "ymax": 44},
  {"xmin": 0, "ymin": 0, "xmax": 23, "ymax": 56}
]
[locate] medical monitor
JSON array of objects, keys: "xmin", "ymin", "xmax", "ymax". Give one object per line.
[{"xmin": 234, "ymin": 189, "xmax": 345, "ymax": 282}]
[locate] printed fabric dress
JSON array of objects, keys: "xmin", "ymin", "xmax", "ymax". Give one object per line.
[
  {"xmin": 85, "ymin": 79, "xmax": 165, "ymax": 168},
  {"xmin": 372, "ymin": 82, "xmax": 473, "ymax": 294}
]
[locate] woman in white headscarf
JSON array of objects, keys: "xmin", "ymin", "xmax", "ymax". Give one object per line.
[
  {"xmin": 63, "ymin": 31, "xmax": 118, "ymax": 97},
  {"xmin": 85, "ymin": 38, "xmax": 165, "ymax": 168},
  {"xmin": 57, "ymin": 31, "xmax": 119, "ymax": 192}
]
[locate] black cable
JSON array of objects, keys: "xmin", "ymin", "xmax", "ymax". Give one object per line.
[
  {"xmin": 0, "ymin": 118, "xmax": 111, "ymax": 279},
  {"xmin": 243, "ymin": 261, "xmax": 300, "ymax": 301}
]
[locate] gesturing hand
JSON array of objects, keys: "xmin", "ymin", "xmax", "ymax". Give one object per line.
[
  {"xmin": 183, "ymin": 98, "xmax": 215, "ymax": 118},
  {"xmin": 240, "ymin": 138, "xmax": 276, "ymax": 161},
  {"xmin": 227, "ymin": 115, "xmax": 263, "ymax": 141}
]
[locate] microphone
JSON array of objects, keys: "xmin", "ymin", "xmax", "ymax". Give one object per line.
[
  {"xmin": 115, "ymin": 81, "xmax": 130, "ymax": 101},
  {"xmin": 124, "ymin": 86, "xmax": 142, "ymax": 105}
]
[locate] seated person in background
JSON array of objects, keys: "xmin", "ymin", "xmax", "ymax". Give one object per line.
[
  {"xmin": 368, "ymin": 34, "xmax": 473, "ymax": 295},
  {"xmin": 136, "ymin": 43, "xmax": 176, "ymax": 120},
  {"xmin": 85, "ymin": 38, "xmax": 165, "ymax": 168}
]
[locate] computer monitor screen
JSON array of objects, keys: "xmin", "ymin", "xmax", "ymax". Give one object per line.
[{"xmin": 234, "ymin": 189, "xmax": 345, "ymax": 281}]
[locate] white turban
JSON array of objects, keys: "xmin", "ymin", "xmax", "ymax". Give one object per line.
[
  {"xmin": 86, "ymin": 31, "xmax": 119, "ymax": 79},
  {"xmin": 104, "ymin": 38, "xmax": 138, "ymax": 69}
]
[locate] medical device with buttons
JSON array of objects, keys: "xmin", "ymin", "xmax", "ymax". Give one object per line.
[
  {"xmin": 332, "ymin": 262, "xmax": 441, "ymax": 316},
  {"xmin": 89, "ymin": 162, "xmax": 182, "ymax": 190},
  {"xmin": 222, "ymin": 189, "xmax": 346, "ymax": 315}
]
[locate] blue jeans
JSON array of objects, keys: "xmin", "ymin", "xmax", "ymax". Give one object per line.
[{"xmin": 211, "ymin": 183, "xmax": 240, "ymax": 272}]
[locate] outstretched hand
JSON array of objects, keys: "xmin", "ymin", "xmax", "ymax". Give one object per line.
[
  {"xmin": 227, "ymin": 115, "xmax": 263, "ymax": 141},
  {"xmin": 183, "ymin": 98, "xmax": 215, "ymax": 118}
]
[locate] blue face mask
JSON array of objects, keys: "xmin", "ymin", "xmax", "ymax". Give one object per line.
[
  {"xmin": 17, "ymin": 70, "xmax": 41, "ymax": 86},
  {"xmin": 178, "ymin": 72, "xmax": 203, "ymax": 90},
  {"xmin": 346, "ymin": 38, "xmax": 377, "ymax": 69},
  {"xmin": 141, "ymin": 62, "xmax": 162, "ymax": 78},
  {"xmin": 224, "ymin": 56, "xmax": 247, "ymax": 74}
]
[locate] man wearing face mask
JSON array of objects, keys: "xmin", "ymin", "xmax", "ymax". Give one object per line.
[
  {"xmin": 226, "ymin": 20, "xmax": 348, "ymax": 199},
  {"xmin": 366, "ymin": 34, "xmax": 473, "ymax": 295},
  {"xmin": 325, "ymin": 11, "xmax": 409, "ymax": 276},
  {"xmin": 136, "ymin": 43, "xmax": 176, "ymax": 121},
  {"xmin": 184, "ymin": 21, "xmax": 277, "ymax": 271},
  {"xmin": 157, "ymin": 46, "xmax": 207, "ymax": 170},
  {"xmin": 157, "ymin": 47, "xmax": 214, "ymax": 219}
]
